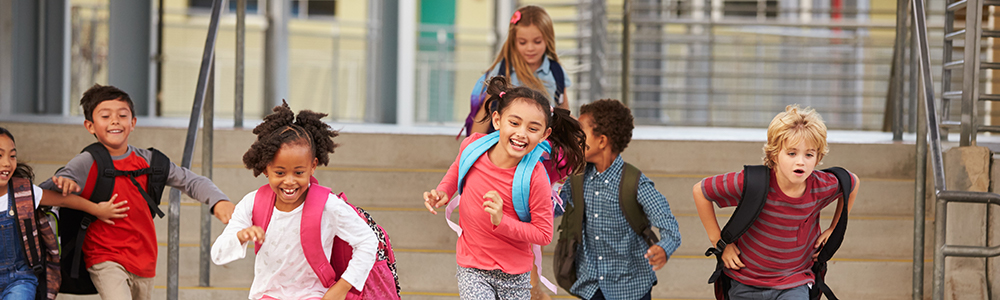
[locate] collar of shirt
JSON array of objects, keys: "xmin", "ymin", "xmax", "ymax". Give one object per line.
[
  {"xmin": 585, "ymin": 155, "xmax": 625, "ymax": 182},
  {"xmin": 534, "ymin": 56, "xmax": 552, "ymax": 76}
]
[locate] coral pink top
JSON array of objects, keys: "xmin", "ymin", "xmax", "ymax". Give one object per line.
[{"xmin": 436, "ymin": 133, "xmax": 554, "ymax": 274}]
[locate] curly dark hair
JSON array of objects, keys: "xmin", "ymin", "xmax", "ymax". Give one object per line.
[
  {"xmin": 478, "ymin": 76, "xmax": 586, "ymax": 175},
  {"xmin": 242, "ymin": 101, "xmax": 339, "ymax": 177},
  {"xmin": 0, "ymin": 127, "xmax": 34, "ymax": 182},
  {"xmin": 579, "ymin": 99, "xmax": 634, "ymax": 154},
  {"xmin": 80, "ymin": 84, "xmax": 134, "ymax": 122}
]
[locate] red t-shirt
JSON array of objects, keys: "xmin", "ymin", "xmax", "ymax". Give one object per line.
[
  {"xmin": 79, "ymin": 152, "xmax": 158, "ymax": 278},
  {"xmin": 701, "ymin": 168, "xmax": 853, "ymax": 289}
]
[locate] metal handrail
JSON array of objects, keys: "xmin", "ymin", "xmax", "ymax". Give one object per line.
[
  {"xmin": 911, "ymin": 0, "xmax": 1000, "ymax": 298},
  {"xmin": 167, "ymin": 0, "xmax": 224, "ymax": 299}
]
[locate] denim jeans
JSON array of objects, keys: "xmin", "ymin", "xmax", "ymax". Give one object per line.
[
  {"xmin": 0, "ymin": 202, "xmax": 39, "ymax": 300},
  {"xmin": 729, "ymin": 279, "xmax": 809, "ymax": 300}
]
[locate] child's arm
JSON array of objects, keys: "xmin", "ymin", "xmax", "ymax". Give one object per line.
[
  {"xmin": 329, "ymin": 195, "xmax": 378, "ymax": 293},
  {"xmin": 38, "ymin": 152, "xmax": 94, "ymax": 195},
  {"xmin": 814, "ymin": 173, "xmax": 861, "ymax": 253},
  {"xmin": 164, "ymin": 161, "xmax": 234, "ymax": 223},
  {"xmin": 39, "ymin": 189, "xmax": 128, "ymax": 224},
  {"xmin": 694, "ymin": 181, "xmax": 745, "ymax": 270},
  {"xmin": 424, "ymin": 139, "xmax": 469, "ymax": 214},
  {"xmin": 635, "ymin": 175, "xmax": 681, "ymax": 271},
  {"xmin": 489, "ymin": 165, "xmax": 554, "ymax": 245},
  {"xmin": 321, "ymin": 279, "xmax": 353, "ymax": 300},
  {"xmin": 211, "ymin": 191, "xmax": 255, "ymax": 265}
]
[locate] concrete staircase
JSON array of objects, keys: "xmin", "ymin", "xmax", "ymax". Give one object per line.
[{"xmin": 0, "ymin": 121, "xmax": 925, "ymax": 300}]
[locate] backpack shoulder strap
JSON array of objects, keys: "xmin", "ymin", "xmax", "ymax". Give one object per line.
[
  {"xmin": 718, "ymin": 165, "xmax": 770, "ymax": 250},
  {"xmin": 457, "ymin": 132, "xmax": 501, "ymax": 195},
  {"xmin": 10, "ymin": 177, "xmax": 43, "ymax": 268},
  {"xmin": 511, "ymin": 141, "xmax": 550, "ymax": 222},
  {"xmin": 569, "ymin": 174, "xmax": 585, "ymax": 226},
  {"xmin": 705, "ymin": 165, "xmax": 769, "ymax": 285},
  {"xmin": 618, "ymin": 163, "xmax": 658, "ymax": 247},
  {"xmin": 83, "ymin": 143, "xmax": 115, "ymax": 204},
  {"xmin": 251, "ymin": 184, "xmax": 276, "ymax": 254},
  {"xmin": 498, "ymin": 59, "xmax": 507, "ymax": 77},
  {"xmin": 814, "ymin": 167, "xmax": 853, "ymax": 263},
  {"xmin": 548, "ymin": 59, "xmax": 567, "ymax": 105},
  {"xmin": 299, "ymin": 177, "xmax": 338, "ymax": 288},
  {"xmin": 144, "ymin": 148, "xmax": 171, "ymax": 206}
]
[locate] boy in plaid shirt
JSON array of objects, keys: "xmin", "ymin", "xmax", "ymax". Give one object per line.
[{"xmin": 559, "ymin": 99, "xmax": 681, "ymax": 299}]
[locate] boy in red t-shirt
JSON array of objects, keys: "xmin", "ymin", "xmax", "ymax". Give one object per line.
[
  {"xmin": 692, "ymin": 105, "xmax": 860, "ymax": 299},
  {"xmin": 39, "ymin": 84, "xmax": 235, "ymax": 300}
]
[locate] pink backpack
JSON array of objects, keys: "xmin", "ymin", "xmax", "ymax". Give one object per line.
[{"xmin": 251, "ymin": 177, "xmax": 400, "ymax": 300}]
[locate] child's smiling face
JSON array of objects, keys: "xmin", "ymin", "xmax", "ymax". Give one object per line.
[
  {"xmin": 85, "ymin": 99, "xmax": 136, "ymax": 156},
  {"xmin": 490, "ymin": 99, "xmax": 551, "ymax": 168},
  {"xmin": 774, "ymin": 138, "xmax": 819, "ymax": 188},
  {"xmin": 0, "ymin": 134, "xmax": 14, "ymax": 196},
  {"xmin": 264, "ymin": 142, "xmax": 318, "ymax": 211}
]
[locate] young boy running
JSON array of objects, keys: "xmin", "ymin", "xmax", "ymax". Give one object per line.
[
  {"xmin": 559, "ymin": 99, "xmax": 681, "ymax": 300},
  {"xmin": 39, "ymin": 84, "xmax": 235, "ymax": 300},
  {"xmin": 693, "ymin": 105, "xmax": 860, "ymax": 299}
]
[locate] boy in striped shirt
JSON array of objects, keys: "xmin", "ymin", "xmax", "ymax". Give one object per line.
[{"xmin": 692, "ymin": 105, "xmax": 860, "ymax": 299}]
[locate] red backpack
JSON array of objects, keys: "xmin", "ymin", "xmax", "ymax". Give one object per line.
[{"xmin": 251, "ymin": 177, "xmax": 399, "ymax": 300}]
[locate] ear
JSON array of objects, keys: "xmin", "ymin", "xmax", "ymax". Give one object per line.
[
  {"xmin": 311, "ymin": 157, "xmax": 319, "ymax": 169},
  {"xmin": 597, "ymin": 134, "xmax": 609, "ymax": 151},
  {"xmin": 491, "ymin": 111, "xmax": 502, "ymax": 130},
  {"xmin": 542, "ymin": 127, "xmax": 552, "ymax": 141},
  {"xmin": 131, "ymin": 117, "xmax": 137, "ymax": 128},
  {"xmin": 84, "ymin": 120, "xmax": 96, "ymax": 135}
]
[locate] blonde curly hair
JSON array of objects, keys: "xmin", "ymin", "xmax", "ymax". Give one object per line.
[{"xmin": 762, "ymin": 105, "xmax": 829, "ymax": 168}]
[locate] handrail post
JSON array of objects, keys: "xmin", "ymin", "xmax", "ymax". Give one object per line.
[
  {"xmin": 169, "ymin": 0, "xmax": 225, "ymax": 298},
  {"xmin": 621, "ymin": 0, "xmax": 632, "ymax": 107},
  {"xmin": 914, "ymin": 61, "xmax": 927, "ymax": 300},
  {"xmin": 199, "ymin": 60, "xmax": 215, "ymax": 287},
  {"xmin": 235, "ymin": 0, "xmax": 245, "ymax": 128}
]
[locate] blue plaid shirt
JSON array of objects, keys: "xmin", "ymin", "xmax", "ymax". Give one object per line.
[{"xmin": 559, "ymin": 156, "xmax": 682, "ymax": 300}]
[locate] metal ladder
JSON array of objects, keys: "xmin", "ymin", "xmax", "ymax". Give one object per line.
[{"xmin": 941, "ymin": 0, "xmax": 1000, "ymax": 145}]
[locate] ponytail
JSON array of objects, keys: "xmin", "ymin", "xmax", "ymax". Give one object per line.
[
  {"xmin": 476, "ymin": 77, "xmax": 585, "ymax": 175},
  {"xmin": 547, "ymin": 107, "xmax": 585, "ymax": 175}
]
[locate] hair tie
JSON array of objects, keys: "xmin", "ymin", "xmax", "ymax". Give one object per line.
[
  {"xmin": 510, "ymin": 11, "xmax": 522, "ymax": 25},
  {"xmin": 550, "ymin": 106, "xmax": 555, "ymax": 117},
  {"xmin": 499, "ymin": 91, "xmax": 506, "ymax": 98}
]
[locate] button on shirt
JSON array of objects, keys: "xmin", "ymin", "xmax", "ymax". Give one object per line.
[{"xmin": 559, "ymin": 155, "xmax": 682, "ymax": 300}]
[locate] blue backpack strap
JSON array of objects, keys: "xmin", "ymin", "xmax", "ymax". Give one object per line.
[
  {"xmin": 498, "ymin": 59, "xmax": 507, "ymax": 77},
  {"xmin": 457, "ymin": 132, "xmax": 501, "ymax": 194},
  {"xmin": 548, "ymin": 59, "xmax": 566, "ymax": 105},
  {"xmin": 512, "ymin": 141, "xmax": 550, "ymax": 222},
  {"xmin": 456, "ymin": 132, "xmax": 551, "ymax": 222}
]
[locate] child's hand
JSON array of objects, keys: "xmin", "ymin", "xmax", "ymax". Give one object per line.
[
  {"xmin": 423, "ymin": 189, "xmax": 449, "ymax": 214},
  {"xmin": 482, "ymin": 191, "xmax": 503, "ymax": 226},
  {"xmin": 813, "ymin": 227, "xmax": 835, "ymax": 261},
  {"xmin": 644, "ymin": 245, "xmax": 668, "ymax": 270},
  {"xmin": 52, "ymin": 176, "xmax": 80, "ymax": 196},
  {"xmin": 212, "ymin": 200, "xmax": 235, "ymax": 224},
  {"xmin": 93, "ymin": 194, "xmax": 129, "ymax": 225},
  {"xmin": 237, "ymin": 226, "xmax": 265, "ymax": 244},
  {"xmin": 721, "ymin": 244, "xmax": 744, "ymax": 270}
]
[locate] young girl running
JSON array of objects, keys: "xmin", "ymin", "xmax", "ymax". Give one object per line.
[
  {"xmin": 424, "ymin": 76, "xmax": 585, "ymax": 299},
  {"xmin": 0, "ymin": 127, "xmax": 127, "ymax": 299},
  {"xmin": 464, "ymin": 5, "xmax": 572, "ymax": 136},
  {"xmin": 211, "ymin": 103, "xmax": 378, "ymax": 300}
]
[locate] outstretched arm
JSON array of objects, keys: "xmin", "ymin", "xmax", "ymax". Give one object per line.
[{"xmin": 39, "ymin": 189, "xmax": 128, "ymax": 224}]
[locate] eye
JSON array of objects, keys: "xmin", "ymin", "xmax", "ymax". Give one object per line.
[
  {"xmin": 529, "ymin": 126, "xmax": 539, "ymax": 133},
  {"xmin": 806, "ymin": 153, "xmax": 815, "ymax": 158},
  {"xmin": 274, "ymin": 171, "xmax": 285, "ymax": 176},
  {"xmin": 295, "ymin": 171, "xmax": 305, "ymax": 175},
  {"xmin": 510, "ymin": 120, "xmax": 519, "ymax": 126}
]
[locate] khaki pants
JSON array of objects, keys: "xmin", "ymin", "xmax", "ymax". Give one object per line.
[{"xmin": 87, "ymin": 261, "xmax": 153, "ymax": 300}]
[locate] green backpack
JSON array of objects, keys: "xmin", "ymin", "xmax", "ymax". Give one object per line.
[{"xmin": 553, "ymin": 162, "xmax": 659, "ymax": 295}]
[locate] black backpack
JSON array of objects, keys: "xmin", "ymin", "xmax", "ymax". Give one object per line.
[
  {"xmin": 58, "ymin": 143, "xmax": 170, "ymax": 295},
  {"xmin": 554, "ymin": 162, "xmax": 659, "ymax": 296},
  {"xmin": 705, "ymin": 165, "xmax": 853, "ymax": 300}
]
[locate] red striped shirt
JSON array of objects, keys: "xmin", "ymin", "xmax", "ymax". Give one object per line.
[{"xmin": 701, "ymin": 168, "xmax": 852, "ymax": 289}]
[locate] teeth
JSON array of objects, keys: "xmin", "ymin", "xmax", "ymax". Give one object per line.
[
  {"xmin": 511, "ymin": 139, "xmax": 527, "ymax": 147},
  {"xmin": 282, "ymin": 188, "xmax": 296, "ymax": 194}
]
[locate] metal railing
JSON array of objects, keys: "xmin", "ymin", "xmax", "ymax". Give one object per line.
[
  {"xmin": 167, "ymin": 0, "xmax": 224, "ymax": 299},
  {"xmin": 910, "ymin": 0, "xmax": 1000, "ymax": 298}
]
